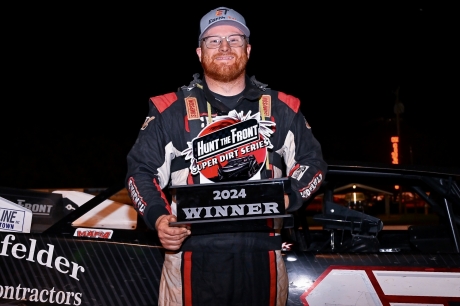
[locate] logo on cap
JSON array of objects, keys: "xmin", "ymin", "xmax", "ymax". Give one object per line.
[{"xmin": 215, "ymin": 9, "xmax": 228, "ymax": 16}]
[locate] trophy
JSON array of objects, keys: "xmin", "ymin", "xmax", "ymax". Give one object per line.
[{"xmin": 169, "ymin": 178, "xmax": 293, "ymax": 234}]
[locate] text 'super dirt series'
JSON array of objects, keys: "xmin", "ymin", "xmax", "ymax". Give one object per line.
[{"xmin": 1, "ymin": 162, "xmax": 460, "ymax": 305}]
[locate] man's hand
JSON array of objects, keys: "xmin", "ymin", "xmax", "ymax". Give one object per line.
[
  {"xmin": 155, "ymin": 215, "xmax": 191, "ymax": 251},
  {"xmin": 284, "ymin": 194, "xmax": 289, "ymax": 209}
]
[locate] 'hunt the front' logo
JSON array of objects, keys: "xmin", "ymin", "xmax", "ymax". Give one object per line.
[
  {"xmin": 193, "ymin": 119, "xmax": 259, "ymax": 161},
  {"xmin": 181, "ymin": 110, "xmax": 275, "ymax": 182}
]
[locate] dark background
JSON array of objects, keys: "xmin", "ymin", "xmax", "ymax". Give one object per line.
[{"xmin": 2, "ymin": 3, "xmax": 458, "ymax": 189}]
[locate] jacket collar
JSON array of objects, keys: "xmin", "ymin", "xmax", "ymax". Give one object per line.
[{"xmin": 201, "ymin": 74, "xmax": 264, "ymax": 114}]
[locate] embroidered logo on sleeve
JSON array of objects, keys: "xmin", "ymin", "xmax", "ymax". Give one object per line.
[
  {"xmin": 291, "ymin": 165, "xmax": 309, "ymax": 181},
  {"xmin": 141, "ymin": 116, "xmax": 155, "ymax": 130},
  {"xmin": 299, "ymin": 172, "xmax": 323, "ymax": 199}
]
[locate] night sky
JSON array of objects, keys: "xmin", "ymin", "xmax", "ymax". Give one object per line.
[{"xmin": 2, "ymin": 3, "xmax": 458, "ymax": 189}]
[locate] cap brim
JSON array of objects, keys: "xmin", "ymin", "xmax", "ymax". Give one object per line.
[{"xmin": 199, "ymin": 20, "xmax": 250, "ymax": 40}]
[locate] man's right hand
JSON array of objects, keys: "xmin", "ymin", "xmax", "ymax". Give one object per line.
[{"xmin": 155, "ymin": 214, "xmax": 191, "ymax": 251}]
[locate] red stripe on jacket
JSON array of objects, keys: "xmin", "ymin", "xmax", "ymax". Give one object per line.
[
  {"xmin": 278, "ymin": 92, "xmax": 300, "ymax": 113},
  {"xmin": 150, "ymin": 92, "xmax": 178, "ymax": 113},
  {"xmin": 153, "ymin": 178, "xmax": 172, "ymax": 214}
]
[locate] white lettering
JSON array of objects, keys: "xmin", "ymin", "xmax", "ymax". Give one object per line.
[
  {"xmin": 196, "ymin": 158, "xmax": 218, "ymax": 171},
  {"xmin": 214, "ymin": 206, "xmax": 229, "ymax": 217},
  {"xmin": 197, "ymin": 139, "xmax": 220, "ymax": 157},
  {"xmin": 0, "ymin": 234, "xmax": 85, "ymax": 281},
  {"xmin": 239, "ymin": 140, "xmax": 267, "ymax": 155},
  {"xmin": 300, "ymin": 173, "xmax": 323, "ymax": 199},
  {"xmin": 262, "ymin": 202, "xmax": 280, "ymax": 214},
  {"xmin": 230, "ymin": 125, "xmax": 258, "ymax": 143},
  {"xmin": 11, "ymin": 242, "xmax": 27, "ymax": 259},
  {"xmin": 16, "ymin": 200, "xmax": 53, "ymax": 215},
  {"xmin": 182, "ymin": 207, "xmax": 203, "ymax": 219},
  {"xmin": 55, "ymin": 256, "xmax": 70, "ymax": 274},
  {"xmin": 181, "ymin": 202, "xmax": 280, "ymax": 219},
  {"xmin": 246, "ymin": 204, "xmax": 261, "ymax": 215},
  {"xmin": 37, "ymin": 244, "xmax": 54, "ymax": 268},
  {"xmin": 230, "ymin": 205, "xmax": 245, "ymax": 216},
  {"xmin": 204, "ymin": 207, "xmax": 213, "ymax": 218}
]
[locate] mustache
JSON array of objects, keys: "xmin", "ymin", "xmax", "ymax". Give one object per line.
[{"xmin": 212, "ymin": 52, "xmax": 237, "ymax": 59}]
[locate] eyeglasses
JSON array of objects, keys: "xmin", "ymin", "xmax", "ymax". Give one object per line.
[{"xmin": 201, "ymin": 34, "xmax": 247, "ymax": 49}]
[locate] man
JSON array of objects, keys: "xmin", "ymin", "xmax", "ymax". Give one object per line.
[{"xmin": 126, "ymin": 6, "xmax": 327, "ymax": 306}]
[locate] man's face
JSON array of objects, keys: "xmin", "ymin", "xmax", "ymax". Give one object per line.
[{"xmin": 196, "ymin": 25, "xmax": 251, "ymax": 82}]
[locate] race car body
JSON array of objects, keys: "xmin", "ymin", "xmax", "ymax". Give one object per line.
[{"xmin": 1, "ymin": 163, "xmax": 460, "ymax": 306}]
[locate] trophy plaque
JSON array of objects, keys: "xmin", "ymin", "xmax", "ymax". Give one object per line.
[{"xmin": 169, "ymin": 178, "xmax": 293, "ymax": 232}]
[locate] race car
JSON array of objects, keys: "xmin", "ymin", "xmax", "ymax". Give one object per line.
[
  {"xmin": 1, "ymin": 162, "xmax": 460, "ymax": 306},
  {"xmin": 216, "ymin": 154, "xmax": 260, "ymax": 181}
]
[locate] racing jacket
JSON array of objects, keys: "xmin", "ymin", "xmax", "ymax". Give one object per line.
[{"xmin": 126, "ymin": 74, "xmax": 327, "ymax": 306}]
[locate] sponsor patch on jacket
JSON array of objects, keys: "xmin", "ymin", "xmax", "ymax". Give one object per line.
[
  {"xmin": 185, "ymin": 97, "xmax": 200, "ymax": 120},
  {"xmin": 261, "ymin": 95, "xmax": 271, "ymax": 118},
  {"xmin": 128, "ymin": 178, "xmax": 146, "ymax": 215},
  {"xmin": 291, "ymin": 165, "xmax": 309, "ymax": 181},
  {"xmin": 141, "ymin": 116, "xmax": 155, "ymax": 130},
  {"xmin": 299, "ymin": 172, "xmax": 323, "ymax": 199}
]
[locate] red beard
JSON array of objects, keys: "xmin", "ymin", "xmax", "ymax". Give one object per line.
[{"xmin": 201, "ymin": 50, "xmax": 248, "ymax": 82}]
